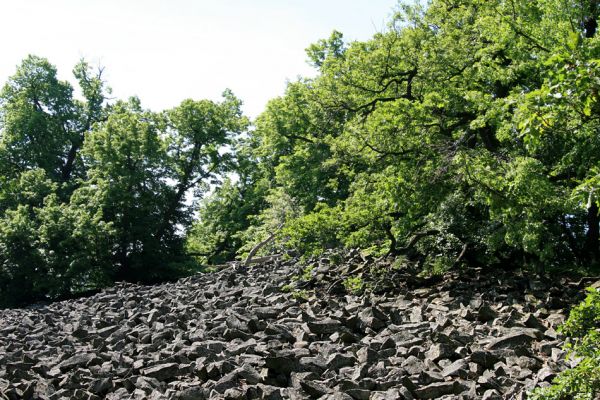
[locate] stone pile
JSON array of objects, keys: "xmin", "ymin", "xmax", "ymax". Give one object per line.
[{"xmin": 0, "ymin": 253, "xmax": 590, "ymax": 399}]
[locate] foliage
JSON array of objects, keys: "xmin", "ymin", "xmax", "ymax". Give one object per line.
[
  {"xmin": 343, "ymin": 275, "xmax": 365, "ymax": 294},
  {"xmin": 0, "ymin": 57, "xmax": 246, "ymax": 307},
  {"xmin": 192, "ymin": 0, "xmax": 600, "ymax": 276},
  {"xmin": 530, "ymin": 287, "xmax": 600, "ymax": 400}
]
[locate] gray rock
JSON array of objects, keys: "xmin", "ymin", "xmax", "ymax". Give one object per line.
[
  {"xmin": 486, "ymin": 332, "xmax": 537, "ymax": 350},
  {"xmin": 300, "ymin": 380, "xmax": 330, "ymax": 397},
  {"xmin": 402, "ymin": 356, "xmax": 425, "ymax": 376},
  {"xmin": 424, "ymin": 343, "xmax": 454, "ymax": 362},
  {"xmin": 142, "ymin": 363, "xmax": 180, "ymax": 381},
  {"xmin": 482, "ymin": 389, "xmax": 502, "ymax": 400},
  {"xmin": 89, "ymin": 378, "xmax": 114, "ymax": 396},
  {"xmin": 413, "ymin": 381, "xmax": 458, "ymax": 399},
  {"xmin": 327, "ymin": 353, "xmax": 356, "ymax": 370},
  {"xmin": 307, "ymin": 318, "xmax": 342, "ymax": 335},
  {"xmin": 57, "ymin": 353, "xmax": 100, "ymax": 371},
  {"xmin": 441, "ymin": 359, "xmax": 468, "ymax": 378}
]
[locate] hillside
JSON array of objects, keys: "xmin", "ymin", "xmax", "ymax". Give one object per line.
[{"xmin": 0, "ymin": 255, "xmax": 592, "ymax": 399}]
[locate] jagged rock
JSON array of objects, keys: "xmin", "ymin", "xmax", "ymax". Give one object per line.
[
  {"xmin": 357, "ymin": 347, "xmax": 378, "ymax": 364},
  {"xmin": 89, "ymin": 378, "xmax": 114, "ymax": 396},
  {"xmin": 0, "ymin": 254, "xmax": 578, "ymax": 400},
  {"xmin": 213, "ymin": 370, "xmax": 239, "ymax": 393},
  {"xmin": 482, "ymin": 389, "xmax": 502, "ymax": 400},
  {"xmin": 413, "ymin": 381, "xmax": 461, "ymax": 398},
  {"xmin": 300, "ymin": 380, "xmax": 330, "ymax": 397},
  {"xmin": 307, "ymin": 318, "xmax": 341, "ymax": 335},
  {"xmin": 402, "ymin": 356, "xmax": 425, "ymax": 375},
  {"xmin": 441, "ymin": 359, "xmax": 468, "ymax": 378},
  {"xmin": 469, "ymin": 350, "xmax": 500, "ymax": 369},
  {"xmin": 174, "ymin": 386, "xmax": 207, "ymax": 400},
  {"xmin": 327, "ymin": 353, "xmax": 356, "ymax": 370},
  {"xmin": 486, "ymin": 332, "xmax": 537, "ymax": 350},
  {"xmin": 265, "ymin": 354, "xmax": 299, "ymax": 375},
  {"xmin": 57, "ymin": 353, "xmax": 100, "ymax": 371},
  {"xmin": 477, "ymin": 303, "xmax": 498, "ymax": 322},
  {"xmin": 142, "ymin": 363, "xmax": 180, "ymax": 381},
  {"xmin": 537, "ymin": 366, "xmax": 557, "ymax": 382},
  {"xmin": 424, "ymin": 343, "xmax": 454, "ymax": 362}
]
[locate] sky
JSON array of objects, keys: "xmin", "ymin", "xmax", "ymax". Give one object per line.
[{"xmin": 0, "ymin": 0, "xmax": 397, "ymax": 119}]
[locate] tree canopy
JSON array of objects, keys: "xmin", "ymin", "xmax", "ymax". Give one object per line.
[
  {"xmin": 191, "ymin": 0, "xmax": 600, "ymax": 277},
  {"xmin": 0, "ymin": 56, "xmax": 247, "ymax": 307}
]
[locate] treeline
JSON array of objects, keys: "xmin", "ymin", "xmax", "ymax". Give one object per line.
[
  {"xmin": 191, "ymin": 0, "xmax": 600, "ymax": 275},
  {"xmin": 1, "ymin": 0, "xmax": 600, "ymax": 307},
  {"xmin": 0, "ymin": 56, "xmax": 247, "ymax": 307}
]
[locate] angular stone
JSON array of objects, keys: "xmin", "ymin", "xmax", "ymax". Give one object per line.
[
  {"xmin": 477, "ymin": 303, "xmax": 498, "ymax": 322},
  {"xmin": 236, "ymin": 364, "xmax": 262, "ymax": 384},
  {"xmin": 142, "ymin": 363, "xmax": 180, "ymax": 381},
  {"xmin": 174, "ymin": 386, "xmax": 208, "ymax": 400},
  {"xmin": 424, "ymin": 343, "xmax": 454, "ymax": 362},
  {"xmin": 327, "ymin": 353, "xmax": 356, "ymax": 370},
  {"xmin": 441, "ymin": 359, "xmax": 468, "ymax": 378},
  {"xmin": 300, "ymin": 380, "xmax": 329, "ymax": 397},
  {"xmin": 537, "ymin": 366, "xmax": 556, "ymax": 382},
  {"xmin": 89, "ymin": 378, "xmax": 114, "ymax": 396},
  {"xmin": 307, "ymin": 319, "xmax": 341, "ymax": 335},
  {"xmin": 469, "ymin": 350, "xmax": 500, "ymax": 369},
  {"xmin": 358, "ymin": 307, "xmax": 386, "ymax": 331},
  {"xmin": 523, "ymin": 314, "xmax": 546, "ymax": 331},
  {"xmin": 402, "ymin": 355, "xmax": 425, "ymax": 376},
  {"xmin": 357, "ymin": 347, "xmax": 378, "ymax": 364},
  {"xmin": 413, "ymin": 381, "xmax": 457, "ymax": 399},
  {"xmin": 344, "ymin": 388, "xmax": 371, "ymax": 400},
  {"xmin": 265, "ymin": 355, "xmax": 300, "ymax": 375},
  {"xmin": 57, "ymin": 353, "xmax": 100, "ymax": 371},
  {"xmin": 482, "ymin": 389, "xmax": 502, "ymax": 400},
  {"xmin": 486, "ymin": 332, "xmax": 537, "ymax": 350},
  {"xmin": 214, "ymin": 370, "xmax": 239, "ymax": 393}
]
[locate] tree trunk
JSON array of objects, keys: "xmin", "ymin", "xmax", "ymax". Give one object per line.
[
  {"xmin": 61, "ymin": 140, "xmax": 81, "ymax": 182},
  {"xmin": 586, "ymin": 201, "xmax": 599, "ymax": 264},
  {"xmin": 584, "ymin": 1, "xmax": 598, "ymax": 38}
]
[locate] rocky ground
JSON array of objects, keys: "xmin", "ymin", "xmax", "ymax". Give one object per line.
[{"xmin": 0, "ymin": 252, "xmax": 594, "ymax": 399}]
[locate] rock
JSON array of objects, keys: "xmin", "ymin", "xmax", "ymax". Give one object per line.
[
  {"xmin": 357, "ymin": 347, "xmax": 378, "ymax": 364},
  {"xmin": 214, "ymin": 370, "xmax": 239, "ymax": 393},
  {"xmin": 523, "ymin": 313, "xmax": 546, "ymax": 331},
  {"xmin": 256, "ymin": 384, "xmax": 284, "ymax": 400},
  {"xmin": 57, "ymin": 353, "xmax": 100, "ymax": 371},
  {"xmin": 402, "ymin": 356, "xmax": 425, "ymax": 376},
  {"xmin": 0, "ymin": 253, "xmax": 576, "ymax": 399},
  {"xmin": 486, "ymin": 332, "xmax": 537, "ymax": 350},
  {"xmin": 344, "ymin": 388, "xmax": 371, "ymax": 400},
  {"xmin": 89, "ymin": 378, "xmax": 114, "ymax": 396},
  {"xmin": 224, "ymin": 387, "xmax": 244, "ymax": 400},
  {"xmin": 265, "ymin": 355, "xmax": 299, "ymax": 375},
  {"xmin": 424, "ymin": 343, "xmax": 454, "ymax": 362},
  {"xmin": 175, "ymin": 386, "xmax": 208, "ymax": 400},
  {"xmin": 441, "ymin": 359, "xmax": 468, "ymax": 378},
  {"xmin": 142, "ymin": 363, "xmax": 180, "ymax": 381},
  {"xmin": 307, "ymin": 319, "xmax": 342, "ymax": 335},
  {"xmin": 469, "ymin": 350, "xmax": 499, "ymax": 369},
  {"xmin": 537, "ymin": 366, "xmax": 556, "ymax": 382},
  {"xmin": 477, "ymin": 303, "xmax": 498, "ymax": 322},
  {"xmin": 327, "ymin": 353, "xmax": 356, "ymax": 370},
  {"xmin": 358, "ymin": 307, "xmax": 386, "ymax": 331},
  {"xmin": 300, "ymin": 380, "xmax": 330, "ymax": 397},
  {"xmin": 413, "ymin": 381, "xmax": 458, "ymax": 399},
  {"xmin": 482, "ymin": 389, "xmax": 502, "ymax": 400}
]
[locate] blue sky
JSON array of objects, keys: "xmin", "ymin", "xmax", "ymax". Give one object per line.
[{"xmin": 0, "ymin": 0, "xmax": 397, "ymax": 118}]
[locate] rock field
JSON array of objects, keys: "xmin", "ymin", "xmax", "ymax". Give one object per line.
[{"xmin": 0, "ymin": 252, "xmax": 592, "ymax": 399}]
